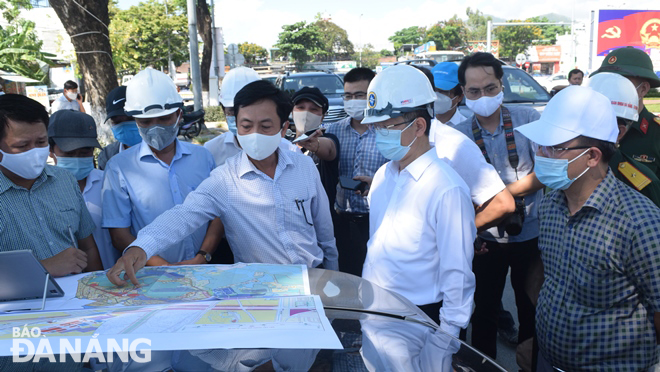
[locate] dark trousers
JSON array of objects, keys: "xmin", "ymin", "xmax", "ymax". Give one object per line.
[
  {"xmin": 418, "ymin": 301, "xmax": 442, "ymax": 325},
  {"xmin": 333, "ymin": 211, "xmax": 370, "ymax": 277},
  {"xmin": 471, "ymin": 237, "xmax": 540, "ymax": 359}
]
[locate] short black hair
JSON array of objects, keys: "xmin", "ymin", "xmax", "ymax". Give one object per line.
[
  {"xmin": 576, "ymin": 135, "xmax": 617, "ymax": 164},
  {"xmin": 343, "ymin": 68, "xmax": 376, "ymax": 84},
  {"xmin": 234, "ymin": 80, "xmax": 293, "ymax": 127},
  {"xmin": 449, "ymin": 85, "xmax": 463, "ymax": 97},
  {"xmin": 568, "ymin": 69, "xmax": 584, "ymax": 80},
  {"xmin": 457, "ymin": 52, "xmax": 504, "ymax": 86},
  {"xmin": 0, "ymin": 94, "xmax": 49, "ymax": 143},
  {"xmin": 401, "ymin": 109, "xmax": 432, "ymax": 137},
  {"xmin": 64, "ymin": 80, "xmax": 78, "ymax": 90}
]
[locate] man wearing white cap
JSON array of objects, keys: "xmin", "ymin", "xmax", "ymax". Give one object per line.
[
  {"xmin": 205, "ymin": 67, "xmax": 298, "ymax": 166},
  {"xmin": 515, "ymin": 85, "xmax": 660, "ymax": 371},
  {"xmin": 102, "ymin": 68, "xmax": 223, "ymax": 266}
]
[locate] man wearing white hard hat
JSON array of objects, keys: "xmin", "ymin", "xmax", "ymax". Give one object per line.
[
  {"xmin": 515, "ymin": 85, "xmax": 660, "ymax": 371},
  {"xmin": 102, "ymin": 68, "xmax": 223, "ymax": 266},
  {"xmin": 360, "ymin": 64, "xmax": 476, "ymax": 337},
  {"xmin": 205, "ymin": 66, "xmax": 299, "ymax": 166},
  {"xmin": 588, "ymin": 72, "xmax": 660, "ymax": 207}
]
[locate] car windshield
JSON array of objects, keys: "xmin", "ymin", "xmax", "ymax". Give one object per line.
[
  {"xmin": 502, "ymin": 68, "xmax": 551, "ymax": 103},
  {"xmin": 283, "ymin": 75, "xmax": 344, "ymax": 97},
  {"xmin": 427, "ymin": 54, "xmax": 464, "ymax": 63}
]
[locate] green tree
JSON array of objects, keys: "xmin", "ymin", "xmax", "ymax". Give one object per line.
[
  {"xmin": 495, "ymin": 20, "xmax": 542, "ymax": 59},
  {"xmin": 238, "ymin": 42, "xmax": 268, "ymax": 65},
  {"xmin": 528, "ymin": 16, "xmax": 570, "ymax": 44},
  {"xmin": 109, "ymin": 0, "xmax": 189, "ymax": 75},
  {"xmin": 313, "ymin": 14, "xmax": 354, "ymax": 61},
  {"xmin": 424, "ymin": 15, "xmax": 467, "ymax": 49},
  {"xmin": 388, "ymin": 26, "xmax": 425, "ymax": 51},
  {"xmin": 353, "ymin": 43, "xmax": 379, "ymax": 69},
  {"xmin": 0, "ymin": 0, "xmax": 54, "ymax": 83},
  {"xmin": 275, "ymin": 21, "xmax": 325, "ymax": 71},
  {"xmin": 465, "ymin": 7, "xmax": 491, "ymax": 41},
  {"xmin": 380, "ymin": 49, "xmax": 394, "ymax": 57}
]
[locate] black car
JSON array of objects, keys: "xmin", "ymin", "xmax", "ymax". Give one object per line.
[{"xmin": 275, "ymin": 72, "xmax": 348, "ymax": 126}]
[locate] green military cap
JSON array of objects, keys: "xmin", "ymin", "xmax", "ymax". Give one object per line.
[{"xmin": 592, "ymin": 47, "xmax": 660, "ymax": 88}]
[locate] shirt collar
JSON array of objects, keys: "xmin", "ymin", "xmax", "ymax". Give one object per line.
[
  {"xmin": 225, "ymin": 131, "xmax": 239, "ymax": 146},
  {"xmin": 387, "ymin": 148, "xmax": 435, "ymax": 182},
  {"xmin": 551, "ymin": 169, "xmax": 617, "ymax": 216},
  {"xmin": 237, "ymin": 147, "xmax": 294, "ymax": 179},
  {"xmin": 0, "ymin": 165, "xmax": 54, "ymax": 194},
  {"xmin": 83, "ymin": 169, "xmax": 103, "ymax": 194},
  {"xmin": 138, "ymin": 138, "xmax": 189, "ymax": 162},
  {"xmin": 473, "ymin": 107, "xmax": 504, "ymax": 135},
  {"xmin": 629, "ymin": 106, "xmax": 650, "ymax": 134}
]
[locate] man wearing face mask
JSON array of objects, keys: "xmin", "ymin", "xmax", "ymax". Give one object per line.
[
  {"xmin": 453, "ymin": 52, "xmax": 545, "ymax": 361},
  {"xmin": 102, "ymin": 68, "xmax": 223, "ymax": 267},
  {"xmin": 430, "ymin": 62, "xmax": 466, "ymax": 131},
  {"xmin": 48, "ymin": 110, "xmax": 117, "ymax": 269},
  {"xmin": 51, "ymin": 80, "xmax": 85, "ymax": 113},
  {"xmin": 97, "ymin": 86, "xmax": 142, "ymax": 170},
  {"xmin": 0, "ymin": 94, "xmax": 102, "ymax": 277},
  {"xmin": 361, "ymin": 65, "xmax": 476, "ymax": 337},
  {"xmin": 515, "ymin": 85, "xmax": 660, "ymax": 371},
  {"xmin": 591, "ymin": 47, "xmax": 660, "ymax": 178},
  {"xmin": 106, "ymin": 80, "xmax": 338, "ymax": 287},
  {"xmin": 205, "ymin": 67, "xmax": 299, "ymax": 167}
]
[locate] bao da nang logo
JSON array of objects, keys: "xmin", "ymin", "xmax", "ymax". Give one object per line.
[{"xmin": 10, "ymin": 325, "xmax": 152, "ymax": 363}]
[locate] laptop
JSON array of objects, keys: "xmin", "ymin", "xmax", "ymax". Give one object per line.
[{"xmin": 0, "ymin": 250, "xmax": 64, "ymax": 302}]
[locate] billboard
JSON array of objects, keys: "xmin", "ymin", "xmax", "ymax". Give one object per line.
[
  {"xmin": 466, "ymin": 41, "xmax": 500, "ymax": 59},
  {"xmin": 597, "ymin": 10, "xmax": 660, "ymax": 56}
]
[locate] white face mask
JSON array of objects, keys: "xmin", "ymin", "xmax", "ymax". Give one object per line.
[
  {"xmin": 0, "ymin": 146, "xmax": 50, "ymax": 179},
  {"xmin": 466, "ymin": 91, "xmax": 504, "ymax": 117},
  {"xmin": 66, "ymin": 91, "xmax": 78, "ymax": 101},
  {"xmin": 293, "ymin": 110, "xmax": 322, "ymax": 134},
  {"xmin": 237, "ymin": 131, "xmax": 282, "ymax": 161},
  {"xmin": 434, "ymin": 92, "xmax": 453, "ymax": 115},
  {"xmin": 343, "ymin": 99, "xmax": 367, "ymax": 120}
]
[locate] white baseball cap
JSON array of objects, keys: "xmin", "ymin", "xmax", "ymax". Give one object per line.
[{"xmin": 514, "ymin": 85, "xmax": 618, "ymax": 146}]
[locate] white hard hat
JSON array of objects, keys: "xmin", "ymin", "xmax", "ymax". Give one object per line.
[
  {"xmin": 362, "ymin": 65, "xmax": 436, "ymax": 124},
  {"xmin": 219, "ymin": 67, "xmax": 261, "ymax": 107},
  {"xmin": 515, "ymin": 85, "xmax": 618, "ymax": 146},
  {"xmin": 125, "ymin": 68, "xmax": 183, "ymax": 118},
  {"xmin": 586, "ymin": 72, "xmax": 639, "ymax": 122}
]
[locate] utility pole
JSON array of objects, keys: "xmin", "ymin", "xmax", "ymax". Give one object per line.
[
  {"xmin": 359, "ymin": 14, "xmax": 363, "ymax": 67},
  {"xmin": 164, "ymin": 0, "xmax": 173, "ymax": 80},
  {"xmin": 186, "ymin": 0, "xmax": 202, "ymax": 110}
]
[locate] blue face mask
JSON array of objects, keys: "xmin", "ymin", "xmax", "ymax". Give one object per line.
[
  {"xmin": 56, "ymin": 156, "xmax": 95, "ymax": 180},
  {"xmin": 375, "ymin": 120, "xmax": 417, "ymax": 161},
  {"xmin": 226, "ymin": 116, "xmax": 237, "ymax": 135},
  {"xmin": 111, "ymin": 121, "xmax": 142, "ymax": 147},
  {"xmin": 534, "ymin": 148, "xmax": 590, "ymax": 190}
]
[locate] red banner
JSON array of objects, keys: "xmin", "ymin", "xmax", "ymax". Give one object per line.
[{"xmin": 597, "ymin": 10, "xmax": 660, "ymax": 56}]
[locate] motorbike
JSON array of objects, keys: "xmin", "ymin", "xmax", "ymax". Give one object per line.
[{"xmin": 178, "ymin": 105, "xmax": 205, "ymax": 139}]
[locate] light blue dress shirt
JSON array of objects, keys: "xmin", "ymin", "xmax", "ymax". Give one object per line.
[
  {"xmin": 132, "ymin": 149, "xmax": 339, "ymax": 270},
  {"xmin": 101, "ymin": 139, "xmax": 216, "ymax": 263}
]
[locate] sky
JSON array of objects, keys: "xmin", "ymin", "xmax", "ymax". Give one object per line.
[{"xmin": 115, "ymin": 0, "xmax": 660, "ymax": 51}]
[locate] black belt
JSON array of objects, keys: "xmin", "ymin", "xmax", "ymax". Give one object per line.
[{"xmin": 337, "ymin": 211, "xmax": 369, "ymax": 221}]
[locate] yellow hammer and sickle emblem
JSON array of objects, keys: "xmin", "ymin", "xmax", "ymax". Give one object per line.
[{"xmin": 601, "ymin": 26, "xmax": 622, "ymax": 39}]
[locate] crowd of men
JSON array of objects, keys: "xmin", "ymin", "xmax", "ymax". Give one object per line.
[{"xmin": 1, "ymin": 45, "xmax": 660, "ymax": 371}]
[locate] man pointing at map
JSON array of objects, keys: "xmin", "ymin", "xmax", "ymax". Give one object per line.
[{"xmin": 107, "ymin": 80, "xmax": 338, "ymax": 286}]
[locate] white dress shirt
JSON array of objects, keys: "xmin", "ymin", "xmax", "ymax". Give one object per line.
[
  {"xmin": 363, "ymin": 149, "xmax": 476, "ymax": 337},
  {"xmin": 132, "ymin": 148, "xmax": 339, "ymax": 270},
  {"xmin": 429, "ymin": 109, "xmax": 468, "ymax": 143},
  {"xmin": 83, "ymin": 169, "xmax": 117, "ymax": 269},
  {"xmin": 432, "ymin": 119, "xmax": 506, "ymax": 206},
  {"xmin": 204, "ymin": 131, "xmax": 300, "ymax": 167},
  {"xmin": 50, "ymin": 94, "xmax": 81, "ymax": 112}
]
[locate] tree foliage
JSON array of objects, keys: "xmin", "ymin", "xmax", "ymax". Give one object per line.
[
  {"xmin": 528, "ymin": 16, "xmax": 570, "ymax": 44},
  {"xmin": 465, "ymin": 7, "xmax": 492, "ymax": 41},
  {"xmin": 424, "ymin": 15, "xmax": 468, "ymax": 50},
  {"xmin": 109, "ymin": 0, "xmax": 189, "ymax": 75},
  {"xmin": 352, "ymin": 43, "xmax": 379, "ymax": 69},
  {"xmin": 0, "ymin": 0, "xmax": 54, "ymax": 83},
  {"xmin": 380, "ymin": 49, "xmax": 393, "ymax": 57},
  {"xmin": 313, "ymin": 14, "xmax": 354, "ymax": 61},
  {"xmin": 238, "ymin": 42, "xmax": 267, "ymax": 65},
  {"xmin": 495, "ymin": 20, "xmax": 542, "ymax": 59},
  {"xmin": 388, "ymin": 26, "xmax": 425, "ymax": 51},
  {"xmin": 275, "ymin": 21, "xmax": 325, "ymax": 71}
]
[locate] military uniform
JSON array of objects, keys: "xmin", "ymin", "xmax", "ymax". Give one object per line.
[
  {"xmin": 619, "ymin": 107, "xmax": 660, "ymax": 178},
  {"xmin": 610, "ymin": 149, "xmax": 660, "ymax": 207}
]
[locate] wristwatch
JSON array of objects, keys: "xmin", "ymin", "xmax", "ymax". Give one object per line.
[{"xmin": 196, "ymin": 250, "xmax": 212, "ymax": 263}]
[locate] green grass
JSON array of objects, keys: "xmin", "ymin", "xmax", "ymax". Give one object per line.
[{"xmin": 647, "ymin": 103, "xmax": 660, "ymax": 113}]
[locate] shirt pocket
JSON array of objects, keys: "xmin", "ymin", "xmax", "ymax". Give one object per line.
[
  {"xmin": 572, "ymin": 259, "xmax": 623, "ymax": 310},
  {"xmin": 55, "ymin": 207, "xmax": 81, "ymax": 240}
]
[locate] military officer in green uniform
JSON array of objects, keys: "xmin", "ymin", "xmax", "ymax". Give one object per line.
[{"xmin": 592, "ymin": 47, "xmax": 660, "ymax": 178}]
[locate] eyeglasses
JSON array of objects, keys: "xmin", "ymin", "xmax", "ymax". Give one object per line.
[
  {"xmin": 539, "ymin": 145, "xmax": 592, "ymax": 158},
  {"xmin": 464, "ymin": 84, "xmax": 501, "ymax": 100},
  {"xmin": 373, "ymin": 119, "xmax": 415, "ymax": 136},
  {"xmin": 341, "ymin": 92, "xmax": 367, "ymax": 101}
]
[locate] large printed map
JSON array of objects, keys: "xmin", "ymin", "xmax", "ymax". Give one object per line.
[{"xmin": 75, "ymin": 263, "xmax": 309, "ymax": 307}]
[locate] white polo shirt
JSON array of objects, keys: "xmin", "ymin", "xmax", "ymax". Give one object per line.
[
  {"xmin": 363, "ymin": 149, "xmax": 476, "ymax": 337},
  {"xmin": 204, "ymin": 131, "xmax": 300, "ymax": 167},
  {"xmin": 50, "ymin": 94, "xmax": 80, "ymax": 112}
]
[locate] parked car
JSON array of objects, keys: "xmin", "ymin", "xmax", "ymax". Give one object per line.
[
  {"xmin": 394, "ymin": 58, "xmax": 438, "ymax": 68},
  {"xmin": 260, "ymin": 74, "xmax": 280, "ymax": 85},
  {"xmin": 275, "ymin": 71, "xmax": 348, "ymax": 129},
  {"xmin": 537, "ymin": 73, "xmax": 569, "ymax": 92}
]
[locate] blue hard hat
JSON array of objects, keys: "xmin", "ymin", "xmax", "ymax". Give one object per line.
[{"xmin": 431, "ymin": 62, "xmax": 460, "ymax": 91}]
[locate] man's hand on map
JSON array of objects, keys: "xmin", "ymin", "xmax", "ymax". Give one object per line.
[
  {"xmin": 41, "ymin": 247, "xmax": 88, "ymax": 277},
  {"xmin": 106, "ymin": 247, "xmax": 147, "ymax": 286}
]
